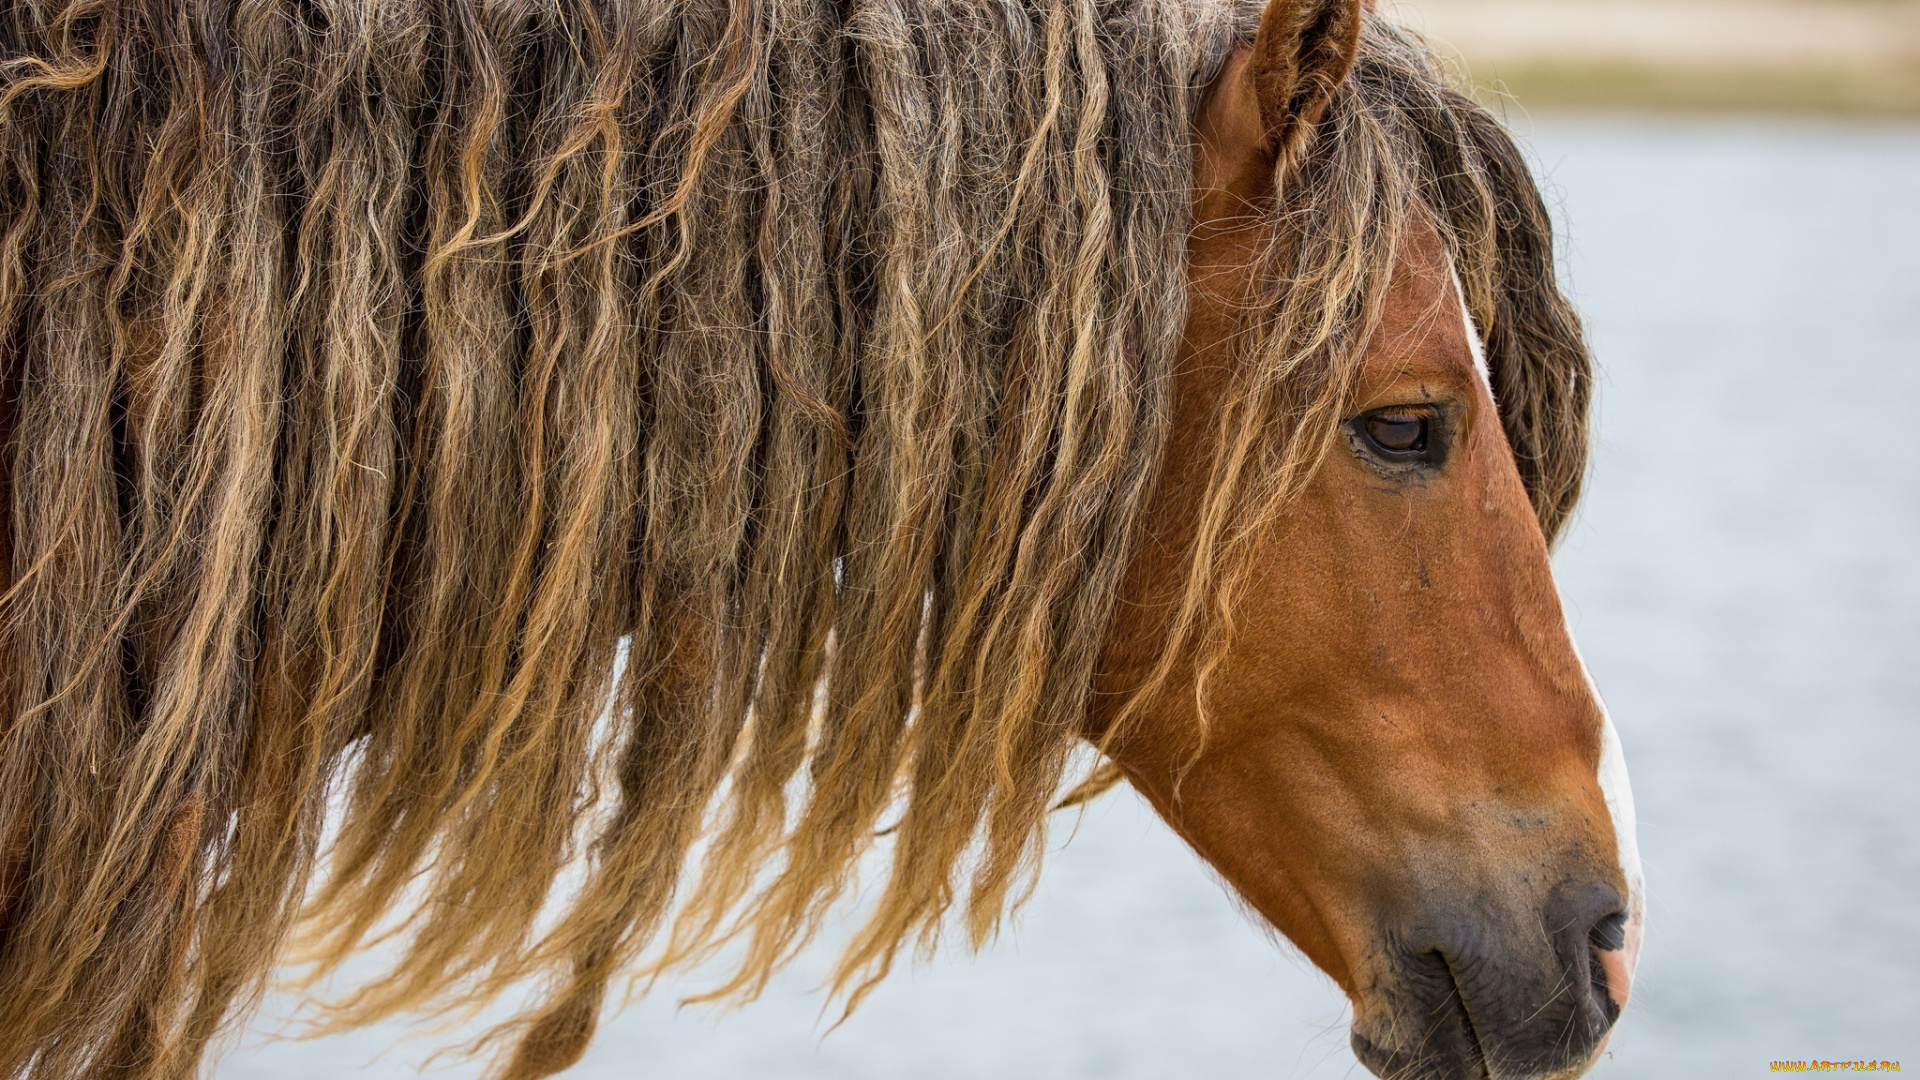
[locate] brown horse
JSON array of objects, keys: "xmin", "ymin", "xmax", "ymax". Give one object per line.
[
  {"xmin": 1097, "ymin": 26, "xmax": 1644, "ymax": 1075},
  {"xmin": 0, "ymin": 0, "xmax": 1637, "ymax": 1077}
]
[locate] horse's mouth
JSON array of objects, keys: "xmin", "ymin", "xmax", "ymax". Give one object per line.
[
  {"xmin": 1348, "ymin": 952, "xmax": 1493, "ymax": 1080},
  {"xmin": 1443, "ymin": 955, "xmax": 1495, "ymax": 1080}
]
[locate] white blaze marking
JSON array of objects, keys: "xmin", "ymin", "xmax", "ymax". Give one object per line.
[
  {"xmin": 1595, "ymin": 705, "xmax": 1643, "ymax": 905},
  {"xmin": 1568, "ymin": 637, "xmax": 1644, "ymax": 1011},
  {"xmin": 1448, "ymin": 263, "xmax": 1494, "ymax": 390},
  {"xmin": 1595, "ymin": 695, "xmax": 1644, "ymax": 1000}
]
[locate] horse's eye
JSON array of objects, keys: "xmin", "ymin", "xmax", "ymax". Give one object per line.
[
  {"xmin": 1364, "ymin": 412, "xmax": 1426, "ymax": 455},
  {"xmin": 1346, "ymin": 406, "xmax": 1449, "ymax": 472}
]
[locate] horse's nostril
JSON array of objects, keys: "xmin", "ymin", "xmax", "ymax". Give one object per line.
[{"xmin": 1588, "ymin": 910, "xmax": 1629, "ymax": 953}]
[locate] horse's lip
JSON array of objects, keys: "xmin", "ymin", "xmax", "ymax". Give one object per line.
[
  {"xmin": 1348, "ymin": 954, "xmax": 1495, "ymax": 1080},
  {"xmin": 1441, "ymin": 954, "xmax": 1495, "ymax": 1080}
]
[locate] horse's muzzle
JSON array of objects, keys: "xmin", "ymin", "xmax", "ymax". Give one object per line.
[{"xmin": 1348, "ymin": 881, "xmax": 1631, "ymax": 1080}]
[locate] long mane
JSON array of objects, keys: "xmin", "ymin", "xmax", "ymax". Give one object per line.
[{"xmin": 0, "ymin": 2, "xmax": 1587, "ymax": 1078}]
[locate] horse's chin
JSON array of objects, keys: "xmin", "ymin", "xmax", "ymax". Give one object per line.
[
  {"xmin": 1350, "ymin": 1024, "xmax": 1614, "ymax": 1080},
  {"xmin": 1348, "ymin": 1015, "xmax": 1620, "ymax": 1080}
]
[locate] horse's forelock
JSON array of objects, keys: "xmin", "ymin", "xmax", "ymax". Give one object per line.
[
  {"xmin": 1232, "ymin": 17, "xmax": 1591, "ymax": 546},
  {"xmin": 1341, "ymin": 20, "xmax": 1592, "ymax": 542}
]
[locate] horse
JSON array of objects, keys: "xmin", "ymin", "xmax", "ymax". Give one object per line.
[{"xmin": 0, "ymin": 0, "xmax": 1640, "ymax": 1077}]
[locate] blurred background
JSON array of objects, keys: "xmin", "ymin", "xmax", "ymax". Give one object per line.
[
  {"xmin": 1409, "ymin": 0, "xmax": 1920, "ymax": 115},
  {"xmin": 222, "ymin": 2, "xmax": 1920, "ymax": 1077}
]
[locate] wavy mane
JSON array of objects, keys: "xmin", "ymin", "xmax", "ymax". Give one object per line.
[{"xmin": 0, "ymin": 2, "xmax": 1587, "ymax": 1077}]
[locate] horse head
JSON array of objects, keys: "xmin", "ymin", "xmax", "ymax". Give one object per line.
[{"xmin": 1093, "ymin": 3, "xmax": 1643, "ymax": 1076}]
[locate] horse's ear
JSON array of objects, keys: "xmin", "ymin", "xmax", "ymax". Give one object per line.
[
  {"xmin": 1197, "ymin": 0, "xmax": 1362, "ymax": 206},
  {"xmin": 1250, "ymin": 0, "xmax": 1363, "ymax": 163}
]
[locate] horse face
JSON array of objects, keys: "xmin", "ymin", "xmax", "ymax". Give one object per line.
[
  {"xmin": 1106, "ymin": 219, "xmax": 1641, "ymax": 1079},
  {"xmin": 1090, "ymin": 5, "xmax": 1642, "ymax": 1078}
]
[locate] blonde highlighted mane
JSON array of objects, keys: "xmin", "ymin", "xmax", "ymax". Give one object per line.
[{"xmin": 0, "ymin": 1, "xmax": 1588, "ymax": 1077}]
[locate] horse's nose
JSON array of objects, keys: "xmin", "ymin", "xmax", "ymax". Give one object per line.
[
  {"xmin": 1587, "ymin": 908, "xmax": 1635, "ymax": 1013},
  {"xmin": 1550, "ymin": 881, "xmax": 1634, "ymax": 1025},
  {"xmin": 1588, "ymin": 909, "xmax": 1627, "ymax": 951},
  {"xmin": 1352, "ymin": 879, "xmax": 1631, "ymax": 1080}
]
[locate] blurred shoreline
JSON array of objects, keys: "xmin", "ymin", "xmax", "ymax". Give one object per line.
[{"xmin": 1387, "ymin": 0, "xmax": 1920, "ymax": 116}]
